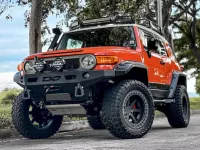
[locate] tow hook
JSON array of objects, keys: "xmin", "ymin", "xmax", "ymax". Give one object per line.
[
  {"xmin": 23, "ymin": 88, "xmax": 30, "ymax": 100},
  {"xmin": 75, "ymin": 83, "xmax": 84, "ymax": 97}
]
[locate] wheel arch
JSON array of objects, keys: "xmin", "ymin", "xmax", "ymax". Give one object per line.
[
  {"xmin": 177, "ymin": 74, "xmax": 187, "ymax": 88},
  {"xmin": 114, "ymin": 61, "xmax": 148, "ymax": 86},
  {"xmin": 168, "ymin": 71, "xmax": 187, "ymax": 98}
]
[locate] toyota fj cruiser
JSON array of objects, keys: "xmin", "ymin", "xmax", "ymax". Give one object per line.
[{"xmin": 13, "ymin": 15, "xmax": 190, "ymax": 139}]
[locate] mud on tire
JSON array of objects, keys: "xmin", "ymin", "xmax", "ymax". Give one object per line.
[
  {"xmin": 166, "ymin": 85, "xmax": 190, "ymax": 128},
  {"xmin": 12, "ymin": 92, "xmax": 63, "ymax": 139},
  {"xmin": 102, "ymin": 80, "xmax": 154, "ymax": 139},
  {"xmin": 87, "ymin": 115, "xmax": 105, "ymax": 129}
]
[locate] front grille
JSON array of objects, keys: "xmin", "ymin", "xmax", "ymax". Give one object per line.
[
  {"xmin": 45, "ymin": 60, "xmax": 54, "ymax": 71},
  {"xmin": 64, "ymin": 58, "xmax": 80, "ymax": 70},
  {"xmin": 44, "ymin": 58, "xmax": 80, "ymax": 72}
]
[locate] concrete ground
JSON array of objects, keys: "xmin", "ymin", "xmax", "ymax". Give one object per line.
[{"xmin": 1, "ymin": 115, "xmax": 200, "ymax": 150}]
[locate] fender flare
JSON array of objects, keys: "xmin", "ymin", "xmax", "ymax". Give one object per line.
[
  {"xmin": 168, "ymin": 71, "xmax": 187, "ymax": 98},
  {"xmin": 114, "ymin": 61, "xmax": 148, "ymax": 76},
  {"xmin": 114, "ymin": 61, "xmax": 148, "ymax": 86}
]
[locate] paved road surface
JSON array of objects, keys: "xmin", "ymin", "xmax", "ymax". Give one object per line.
[{"xmin": 1, "ymin": 115, "xmax": 200, "ymax": 150}]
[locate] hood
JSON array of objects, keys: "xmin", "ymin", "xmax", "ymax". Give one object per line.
[{"xmin": 25, "ymin": 46, "xmax": 121, "ymax": 60}]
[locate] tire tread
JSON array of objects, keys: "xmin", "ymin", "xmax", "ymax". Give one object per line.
[{"xmin": 102, "ymin": 80, "xmax": 154, "ymax": 139}]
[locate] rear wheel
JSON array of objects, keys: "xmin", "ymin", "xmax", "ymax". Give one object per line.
[
  {"xmin": 87, "ymin": 115, "xmax": 105, "ymax": 129},
  {"xmin": 102, "ymin": 80, "xmax": 154, "ymax": 139},
  {"xmin": 12, "ymin": 92, "xmax": 63, "ymax": 139},
  {"xmin": 165, "ymin": 85, "xmax": 190, "ymax": 128}
]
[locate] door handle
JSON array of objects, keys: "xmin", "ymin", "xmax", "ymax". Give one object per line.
[{"xmin": 160, "ymin": 59, "xmax": 166, "ymax": 65}]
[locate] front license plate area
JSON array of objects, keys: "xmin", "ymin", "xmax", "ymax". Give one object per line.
[{"xmin": 46, "ymin": 93, "xmax": 71, "ymax": 101}]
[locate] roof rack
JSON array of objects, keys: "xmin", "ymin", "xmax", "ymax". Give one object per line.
[
  {"xmin": 139, "ymin": 18, "xmax": 164, "ymax": 35},
  {"xmin": 70, "ymin": 15, "xmax": 135, "ymax": 30},
  {"xmin": 70, "ymin": 15, "xmax": 164, "ymax": 35}
]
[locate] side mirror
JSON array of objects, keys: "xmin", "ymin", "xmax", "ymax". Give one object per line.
[
  {"xmin": 147, "ymin": 50, "xmax": 152, "ymax": 58},
  {"xmin": 129, "ymin": 40, "xmax": 137, "ymax": 49}
]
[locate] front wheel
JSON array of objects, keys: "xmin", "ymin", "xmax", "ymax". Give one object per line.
[
  {"xmin": 102, "ymin": 80, "xmax": 154, "ymax": 139},
  {"xmin": 12, "ymin": 92, "xmax": 63, "ymax": 139}
]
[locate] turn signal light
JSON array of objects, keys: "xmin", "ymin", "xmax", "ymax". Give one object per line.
[
  {"xmin": 17, "ymin": 62, "xmax": 24, "ymax": 71},
  {"xmin": 96, "ymin": 56, "xmax": 119, "ymax": 65}
]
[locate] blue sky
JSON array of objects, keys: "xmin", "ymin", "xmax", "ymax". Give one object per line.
[
  {"xmin": 0, "ymin": 5, "xmax": 197, "ymax": 92},
  {"xmin": 0, "ymin": 5, "xmax": 65, "ymax": 90}
]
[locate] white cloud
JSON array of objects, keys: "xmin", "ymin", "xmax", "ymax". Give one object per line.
[
  {"xmin": 187, "ymin": 77, "xmax": 196, "ymax": 93},
  {"xmin": 0, "ymin": 48, "xmax": 28, "ymax": 56},
  {"xmin": 0, "ymin": 61, "xmax": 21, "ymax": 72},
  {"xmin": 0, "ymin": 72, "xmax": 21, "ymax": 91}
]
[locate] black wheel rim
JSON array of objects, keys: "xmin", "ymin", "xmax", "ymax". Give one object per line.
[
  {"xmin": 122, "ymin": 92, "xmax": 146, "ymax": 127},
  {"xmin": 182, "ymin": 94, "xmax": 188, "ymax": 117},
  {"xmin": 28, "ymin": 102, "xmax": 53, "ymax": 129}
]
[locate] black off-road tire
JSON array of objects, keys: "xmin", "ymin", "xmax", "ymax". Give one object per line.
[
  {"xmin": 166, "ymin": 85, "xmax": 190, "ymax": 128},
  {"xmin": 12, "ymin": 93, "xmax": 63, "ymax": 139},
  {"xmin": 102, "ymin": 80, "xmax": 154, "ymax": 139},
  {"xmin": 87, "ymin": 115, "xmax": 105, "ymax": 129}
]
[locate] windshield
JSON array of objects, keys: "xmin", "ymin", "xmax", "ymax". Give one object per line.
[{"xmin": 57, "ymin": 26, "xmax": 135, "ymax": 50}]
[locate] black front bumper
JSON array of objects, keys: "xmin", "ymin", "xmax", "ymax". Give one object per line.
[{"xmin": 14, "ymin": 70, "xmax": 120, "ymax": 102}]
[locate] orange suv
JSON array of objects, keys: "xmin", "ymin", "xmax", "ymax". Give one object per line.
[{"xmin": 13, "ymin": 15, "xmax": 190, "ymax": 139}]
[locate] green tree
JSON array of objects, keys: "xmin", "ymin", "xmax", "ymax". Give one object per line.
[
  {"xmin": 174, "ymin": 19, "xmax": 200, "ymax": 94},
  {"xmin": 0, "ymin": 0, "xmax": 74, "ymax": 54},
  {"xmin": 0, "ymin": 0, "xmax": 199, "ymax": 57},
  {"xmin": 196, "ymin": 75, "xmax": 200, "ymax": 95}
]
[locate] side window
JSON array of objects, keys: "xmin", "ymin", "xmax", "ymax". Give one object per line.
[
  {"xmin": 139, "ymin": 29, "xmax": 159, "ymax": 54},
  {"xmin": 154, "ymin": 37, "xmax": 168, "ymax": 56},
  {"xmin": 139, "ymin": 29, "xmax": 149, "ymax": 51}
]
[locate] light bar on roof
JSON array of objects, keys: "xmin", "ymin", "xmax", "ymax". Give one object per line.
[
  {"xmin": 82, "ymin": 17, "xmax": 112, "ymax": 25},
  {"xmin": 70, "ymin": 21, "xmax": 79, "ymax": 30},
  {"xmin": 114, "ymin": 15, "xmax": 135, "ymax": 23},
  {"xmin": 69, "ymin": 15, "xmax": 135, "ymax": 30},
  {"xmin": 71, "ymin": 21, "xmax": 79, "ymax": 27},
  {"xmin": 82, "ymin": 15, "xmax": 135, "ymax": 26}
]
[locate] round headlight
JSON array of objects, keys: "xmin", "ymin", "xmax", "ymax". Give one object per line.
[
  {"xmin": 53, "ymin": 58, "xmax": 65, "ymax": 71},
  {"xmin": 81, "ymin": 55, "xmax": 96, "ymax": 70},
  {"xmin": 24, "ymin": 61, "xmax": 35, "ymax": 74},
  {"xmin": 34, "ymin": 59, "xmax": 46, "ymax": 72}
]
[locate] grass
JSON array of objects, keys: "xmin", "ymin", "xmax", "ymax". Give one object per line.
[
  {"xmin": 0, "ymin": 88, "xmax": 22, "ymax": 105},
  {"xmin": 190, "ymin": 97, "xmax": 200, "ymax": 110},
  {"xmin": 0, "ymin": 104, "xmax": 12, "ymax": 129},
  {"xmin": 0, "ymin": 88, "xmax": 22, "ymax": 129}
]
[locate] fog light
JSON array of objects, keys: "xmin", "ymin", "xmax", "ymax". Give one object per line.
[
  {"xmin": 53, "ymin": 57, "xmax": 65, "ymax": 71},
  {"xmin": 34, "ymin": 59, "xmax": 46, "ymax": 72},
  {"xmin": 83, "ymin": 73, "xmax": 90, "ymax": 79}
]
